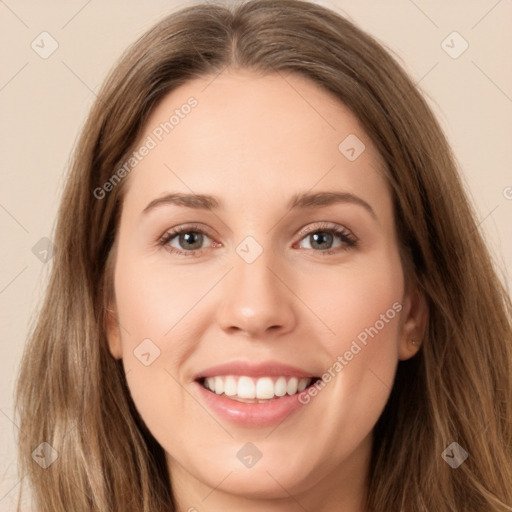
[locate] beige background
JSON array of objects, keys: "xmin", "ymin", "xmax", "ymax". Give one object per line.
[{"xmin": 1, "ymin": 0, "xmax": 511, "ymax": 509}]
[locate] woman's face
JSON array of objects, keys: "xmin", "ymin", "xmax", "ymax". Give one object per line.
[{"xmin": 106, "ymin": 69, "xmax": 425, "ymax": 509}]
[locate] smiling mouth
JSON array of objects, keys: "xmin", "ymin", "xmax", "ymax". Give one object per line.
[{"xmin": 198, "ymin": 375, "xmax": 321, "ymax": 403}]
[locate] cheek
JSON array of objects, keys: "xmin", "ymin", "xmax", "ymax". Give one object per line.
[
  {"xmin": 111, "ymin": 253, "xmax": 191, "ymax": 422},
  {"xmin": 287, "ymin": 258, "xmax": 403, "ymax": 470},
  {"xmin": 114, "ymin": 256, "xmax": 184, "ymax": 338},
  {"xmin": 313, "ymin": 248, "xmax": 404, "ymax": 362},
  {"xmin": 301, "ymin": 247, "xmax": 404, "ymax": 426},
  {"xmin": 113, "ymin": 245, "xmax": 213, "ymax": 359}
]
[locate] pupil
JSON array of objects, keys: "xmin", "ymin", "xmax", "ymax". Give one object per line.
[
  {"xmin": 312, "ymin": 232, "xmax": 332, "ymax": 249},
  {"xmin": 181, "ymin": 232, "xmax": 202, "ymax": 250}
]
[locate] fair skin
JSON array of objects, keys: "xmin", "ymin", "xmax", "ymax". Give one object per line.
[{"xmin": 106, "ymin": 69, "xmax": 427, "ymax": 512}]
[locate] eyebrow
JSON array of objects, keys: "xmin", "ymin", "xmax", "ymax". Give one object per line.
[{"xmin": 142, "ymin": 191, "xmax": 377, "ymax": 220}]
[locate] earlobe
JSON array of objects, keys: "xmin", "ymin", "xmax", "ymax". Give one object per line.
[
  {"xmin": 105, "ymin": 305, "xmax": 123, "ymax": 359},
  {"xmin": 399, "ymin": 338, "xmax": 422, "ymax": 361},
  {"xmin": 398, "ymin": 284, "xmax": 429, "ymax": 361}
]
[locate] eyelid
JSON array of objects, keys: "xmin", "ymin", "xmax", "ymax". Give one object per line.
[{"xmin": 295, "ymin": 221, "xmax": 356, "ymax": 243}]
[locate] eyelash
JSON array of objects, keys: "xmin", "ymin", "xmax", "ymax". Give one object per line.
[{"xmin": 158, "ymin": 222, "xmax": 358, "ymax": 257}]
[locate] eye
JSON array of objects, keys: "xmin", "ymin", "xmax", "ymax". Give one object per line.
[
  {"xmin": 294, "ymin": 222, "xmax": 357, "ymax": 255},
  {"xmin": 159, "ymin": 221, "xmax": 357, "ymax": 256},
  {"xmin": 159, "ymin": 223, "xmax": 216, "ymax": 256}
]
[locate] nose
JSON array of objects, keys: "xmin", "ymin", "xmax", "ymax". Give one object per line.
[{"xmin": 216, "ymin": 247, "xmax": 297, "ymax": 339}]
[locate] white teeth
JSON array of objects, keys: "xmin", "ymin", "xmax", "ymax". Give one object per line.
[
  {"xmin": 297, "ymin": 378, "xmax": 309, "ymax": 392},
  {"xmin": 256, "ymin": 377, "xmax": 275, "ymax": 399},
  {"xmin": 202, "ymin": 375, "xmax": 313, "ymax": 400},
  {"xmin": 214, "ymin": 376, "xmax": 224, "ymax": 395},
  {"xmin": 237, "ymin": 376, "xmax": 256, "ymax": 399},
  {"xmin": 206, "ymin": 377, "xmax": 215, "ymax": 391},
  {"xmin": 287, "ymin": 377, "xmax": 298, "ymax": 395},
  {"xmin": 275, "ymin": 376, "xmax": 287, "ymax": 396},
  {"xmin": 224, "ymin": 376, "xmax": 237, "ymax": 396}
]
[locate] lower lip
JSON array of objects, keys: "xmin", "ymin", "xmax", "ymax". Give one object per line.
[{"xmin": 194, "ymin": 381, "xmax": 306, "ymax": 427}]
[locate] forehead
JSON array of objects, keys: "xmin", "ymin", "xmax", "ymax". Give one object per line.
[{"xmin": 121, "ymin": 69, "xmax": 390, "ymax": 217}]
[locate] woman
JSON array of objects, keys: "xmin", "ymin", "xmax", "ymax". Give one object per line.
[{"xmin": 14, "ymin": 0, "xmax": 512, "ymax": 510}]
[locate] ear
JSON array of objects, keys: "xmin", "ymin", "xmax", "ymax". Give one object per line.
[
  {"xmin": 105, "ymin": 302, "xmax": 123, "ymax": 360},
  {"xmin": 398, "ymin": 281, "xmax": 429, "ymax": 360}
]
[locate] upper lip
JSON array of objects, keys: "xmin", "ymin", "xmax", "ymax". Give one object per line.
[{"xmin": 193, "ymin": 360, "xmax": 319, "ymax": 380}]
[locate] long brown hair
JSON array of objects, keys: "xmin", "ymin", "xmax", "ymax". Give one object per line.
[{"xmin": 15, "ymin": 0, "xmax": 512, "ymax": 510}]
